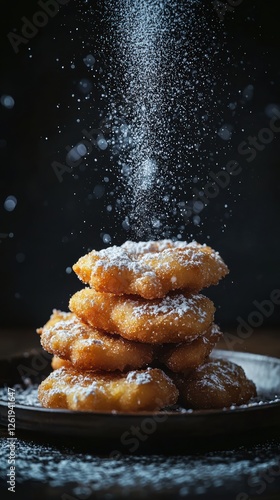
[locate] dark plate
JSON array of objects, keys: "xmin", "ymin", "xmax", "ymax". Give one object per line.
[{"xmin": 0, "ymin": 349, "xmax": 279, "ymax": 440}]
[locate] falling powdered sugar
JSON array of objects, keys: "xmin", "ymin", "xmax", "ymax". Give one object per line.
[{"xmin": 101, "ymin": 0, "xmax": 226, "ymax": 239}]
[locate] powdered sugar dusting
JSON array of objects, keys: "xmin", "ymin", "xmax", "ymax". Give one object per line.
[
  {"xmin": 95, "ymin": 246, "xmax": 148, "ymax": 273},
  {"xmin": 88, "ymin": 240, "xmax": 227, "ymax": 280},
  {"xmin": 72, "ymin": 381, "xmax": 100, "ymax": 400},
  {"xmin": 122, "ymin": 239, "xmax": 200, "ymax": 254},
  {"xmin": 126, "ymin": 368, "xmax": 153, "ymax": 385},
  {"xmin": 99, "ymin": 0, "xmax": 229, "ymax": 239},
  {"xmin": 43, "ymin": 368, "xmax": 107, "ymax": 400},
  {"xmin": 42, "ymin": 315, "xmax": 105, "ymax": 348},
  {"xmin": 133, "ymin": 294, "xmax": 207, "ymax": 320}
]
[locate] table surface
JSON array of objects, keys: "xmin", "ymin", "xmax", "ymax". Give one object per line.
[{"xmin": 0, "ymin": 328, "xmax": 279, "ymax": 500}]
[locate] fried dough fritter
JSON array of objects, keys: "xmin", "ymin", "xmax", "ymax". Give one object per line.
[
  {"xmin": 39, "ymin": 310, "xmax": 153, "ymax": 372},
  {"xmin": 174, "ymin": 359, "xmax": 257, "ymax": 409},
  {"xmin": 69, "ymin": 289, "xmax": 215, "ymax": 344},
  {"xmin": 50, "ymin": 323, "xmax": 221, "ymax": 374},
  {"xmin": 36, "ymin": 309, "xmax": 70, "ymax": 335},
  {"xmin": 73, "ymin": 240, "xmax": 229, "ymax": 300},
  {"xmin": 36, "ymin": 238, "xmax": 259, "ymax": 415},
  {"xmin": 38, "ymin": 367, "xmax": 178, "ymax": 412},
  {"xmin": 157, "ymin": 324, "xmax": 222, "ymax": 374}
]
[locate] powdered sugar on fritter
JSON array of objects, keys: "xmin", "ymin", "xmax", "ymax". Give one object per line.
[
  {"xmin": 43, "ymin": 315, "xmax": 105, "ymax": 347},
  {"xmin": 126, "ymin": 369, "xmax": 153, "ymax": 385},
  {"xmin": 133, "ymin": 294, "xmax": 207, "ymax": 320},
  {"xmin": 90, "ymin": 240, "xmax": 226, "ymax": 277},
  {"xmin": 122, "ymin": 239, "xmax": 197, "ymax": 254}
]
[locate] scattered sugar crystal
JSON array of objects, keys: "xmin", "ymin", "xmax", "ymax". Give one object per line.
[
  {"xmin": 102, "ymin": 233, "xmax": 112, "ymax": 244},
  {"xmin": 83, "ymin": 54, "xmax": 96, "ymax": 68},
  {"xmin": 4, "ymin": 195, "xmax": 17, "ymax": 212},
  {"xmin": 126, "ymin": 369, "xmax": 153, "ymax": 385},
  {"xmin": 1, "ymin": 94, "xmax": 15, "ymax": 109},
  {"xmin": 217, "ymin": 124, "xmax": 233, "ymax": 141},
  {"xmin": 242, "ymin": 84, "xmax": 254, "ymax": 101}
]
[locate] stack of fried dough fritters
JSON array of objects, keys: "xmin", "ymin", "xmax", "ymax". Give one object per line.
[{"xmin": 37, "ymin": 240, "xmax": 256, "ymax": 412}]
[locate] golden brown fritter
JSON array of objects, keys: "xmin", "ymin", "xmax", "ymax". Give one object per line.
[
  {"xmin": 69, "ymin": 289, "xmax": 215, "ymax": 344},
  {"xmin": 39, "ymin": 310, "xmax": 153, "ymax": 372},
  {"xmin": 174, "ymin": 358, "xmax": 257, "ymax": 409},
  {"xmin": 38, "ymin": 367, "xmax": 178, "ymax": 412},
  {"xmin": 36, "ymin": 310, "xmax": 70, "ymax": 335},
  {"xmin": 73, "ymin": 240, "xmax": 229, "ymax": 299},
  {"xmin": 50, "ymin": 323, "xmax": 221, "ymax": 374},
  {"xmin": 157, "ymin": 324, "xmax": 222, "ymax": 374}
]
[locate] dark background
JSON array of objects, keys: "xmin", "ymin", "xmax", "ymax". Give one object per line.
[{"xmin": 0, "ymin": 0, "xmax": 280, "ymax": 332}]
